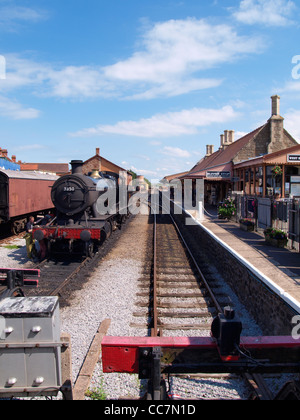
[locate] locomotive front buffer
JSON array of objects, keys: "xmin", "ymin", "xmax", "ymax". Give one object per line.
[{"xmin": 102, "ymin": 308, "xmax": 300, "ymax": 400}]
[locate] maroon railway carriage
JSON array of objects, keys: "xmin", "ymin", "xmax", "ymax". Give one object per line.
[{"xmin": 0, "ymin": 169, "xmax": 58, "ymax": 234}]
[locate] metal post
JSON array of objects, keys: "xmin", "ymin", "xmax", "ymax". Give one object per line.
[{"xmin": 152, "ymin": 347, "xmax": 162, "ymax": 400}]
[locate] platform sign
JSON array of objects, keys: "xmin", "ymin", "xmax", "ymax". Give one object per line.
[
  {"xmin": 206, "ymin": 171, "xmax": 231, "ymax": 179},
  {"xmin": 288, "ymin": 154, "xmax": 300, "ymax": 162}
]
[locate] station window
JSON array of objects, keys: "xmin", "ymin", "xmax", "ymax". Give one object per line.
[
  {"xmin": 286, "ymin": 166, "xmax": 300, "ymax": 198},
  {"xmin": 265, "ymin": 166, "xmax": 282, "ymax": 197}
]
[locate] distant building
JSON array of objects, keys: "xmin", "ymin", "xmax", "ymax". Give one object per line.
[
  {"xmin": 181, "ymin": 96, "xmax": 299, "ymax": 203},
  {"xmin": 20, "ymin": 162, "xmax": 69, "ymax": 176},
  {"xmin": 83, "ymin": 148, "xmax": 132, "ymax": 185},
  {"xmin": 162, "ymin": 171, "xmax": 190, "ymax": 183},
  {"xmin": 0, "ymin": 148, "xmax": 20, "ymax": 171}
]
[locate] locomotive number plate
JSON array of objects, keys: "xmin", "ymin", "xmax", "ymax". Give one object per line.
[{"xmin": 64, "ymin": 186, "xmax": 75, "ymax": 192}]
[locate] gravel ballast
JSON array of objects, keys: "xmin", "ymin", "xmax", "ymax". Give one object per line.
[{"xmin": 0, "ymin": 217, "xmax": 289, "ymax": 400}]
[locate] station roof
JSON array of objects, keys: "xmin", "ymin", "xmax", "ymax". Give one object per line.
[
  {"xmin": 20, "ymin": 163, "xmax": 69, "ymax": 175},
  {"xmin": 0, "ymin": 168, "xmax": 59, "ymax": 181},
  {"xmin": 162, "ymin": 171, "xmax": 190, "ymax": 182},
  {"xmin": 182, "ymin": 126, "xmax": 265, "ymax": 180},
  {"xmin": 234, "ymin": 144, "xmax": 300, "ymax": 169}
]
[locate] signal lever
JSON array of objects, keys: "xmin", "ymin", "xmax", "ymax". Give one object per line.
[
  {"xmin": 211, "ymin": 306, "xmax": 243, "ymax": 362},
  {"xmin": 0, "ymin": 268, "xmax": 40, "ymax": 299}
]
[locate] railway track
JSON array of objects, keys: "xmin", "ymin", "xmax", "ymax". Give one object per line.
[
  {"xmin": 132, "ymin": 211, "xmax": 232, "ymax": 335},
  {"xmin": 150, "ymin": 213, "xmax": 224, "ymax": 336},
  {"xmin": 132, "ymin": 209, "xmax": 276, "ymax": 400},
  {"xmin": 29, "ymin": 257, "xmax": 91, "ymax": 299},
  {"xmin": 20, "ymin": 216, "xmax": 133, "ymax": 303}
]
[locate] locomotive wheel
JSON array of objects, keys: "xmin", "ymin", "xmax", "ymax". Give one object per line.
[
  {"xmin": 11, "ymin": 221, "xmax": 23, "ymax": 235},
  {"xmin": 85, "ymin": 241, "xmax": 94, "ymax": 258}
]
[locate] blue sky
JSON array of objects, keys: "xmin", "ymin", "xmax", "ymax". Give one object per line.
[{"xmin": 1, "ymin": 0, "xmax": 300, "ymax": 180}]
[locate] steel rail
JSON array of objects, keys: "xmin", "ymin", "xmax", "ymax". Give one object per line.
[
  {"xmin": 146, "ymin": 198, "xmax": 278, "ymax": 399},
  {"xmin": 48, "ymin": 257, "xmax": 90, "ymax": 297},
  {"xmin": 150, "ymin": 208, "xmax": 223, "ymax": 338},
  {"xmin": 151, "ymin": 213, "xmax": 158, "ymax": 337},
  {"xmin": 169, "ymin": 212, "xmax": 223, "ymax": 315}
]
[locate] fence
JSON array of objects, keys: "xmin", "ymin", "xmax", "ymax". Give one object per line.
[{"xmin": 232, "ymin": 193, "xmax": 300, "ymax": 252}]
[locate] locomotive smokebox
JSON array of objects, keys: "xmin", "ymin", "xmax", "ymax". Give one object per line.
[{"xmin": 70, "ymin": 160, "xmax": 84, "ymax": 175}]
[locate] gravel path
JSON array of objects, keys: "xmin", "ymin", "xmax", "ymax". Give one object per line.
[
  {"xmin": 60, "ymin": 215, "xmax": 151, "ymax": 399},
  {"xmin": 0, "ymin": 237, "xmax": 31, "ymax": 269}
]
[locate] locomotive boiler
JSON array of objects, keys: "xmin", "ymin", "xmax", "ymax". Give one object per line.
[{"xmin": 33, "ymin": 160, "xmax": 129, "ymax": 257}]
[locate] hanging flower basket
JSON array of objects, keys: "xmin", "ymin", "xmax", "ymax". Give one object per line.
[{"xmin": 271, "ymin": 165, "xmax": 283, "ymax": 178}]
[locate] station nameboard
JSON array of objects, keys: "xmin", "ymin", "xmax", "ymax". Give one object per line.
[
  {"xmin": 287, "ymin": 154, "xmax": 300, "ymax": 162},
  {"xmin": 206, "ymin": 171, "xmax": 231, "ymax": 179}
]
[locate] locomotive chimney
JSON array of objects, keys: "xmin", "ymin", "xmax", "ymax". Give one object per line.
[{"xmin": 70, "ymin": 160, "xmax": 84, "ymax": 175}]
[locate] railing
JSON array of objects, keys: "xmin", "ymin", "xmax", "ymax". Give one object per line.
[{"xmin": 231, "ymin": 194, "xmax": 300, "ymax": 251}]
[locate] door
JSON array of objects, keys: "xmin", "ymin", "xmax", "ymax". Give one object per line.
[{"xmin": 0, "ymin": 172, "xmax": 9, "ymax": 222}]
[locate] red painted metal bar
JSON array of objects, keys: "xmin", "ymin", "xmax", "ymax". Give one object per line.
[{"xmin": 102, "ymin": 336, "xmax": 300, "ymax": 375}]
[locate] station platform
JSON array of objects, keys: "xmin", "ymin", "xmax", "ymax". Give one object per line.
[{"xmin": 188, "ymin": 206, "xmax": 300, "ymax": 310}]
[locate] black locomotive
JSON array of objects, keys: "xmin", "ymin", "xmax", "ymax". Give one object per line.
[{"xmin": 33, "ymin": 160, "xmax": 129, "ymax": 257}]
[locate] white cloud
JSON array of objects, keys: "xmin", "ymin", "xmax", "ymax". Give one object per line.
[
  {"xmin": 285, "ymin": 109, "xmax": 300, "ymax": 142},
  {"xmin": 130, "ymin": 166, "xmax": 159, "ymax": 177},
  {"xmin": 0, "ymin": 4, "xmax": 49, "ymax": 31},
  {"xmin": 69, "ymin": 105, "xmax": 241, "ymax": 138},
  {"xmin": 1, "ymin": 17, "xmax": 265, "ymax": 101},
  {"xmin": 103, "ymin": 18, "xmax": 264, "ymax": 99},
  {"xmin": 162, "ymin": 147, "xmax": 191, "ymax": 158},
  {"xmin": 281, "ymin": 81, "xmax": 300, "ymax": 93},
  {"xmin": 232, "ymin": 0, "xmax": 296, "ymax": 26},
  {"xmin": 235, "ymin": 131, "xmax": 249, "ymax": 140},
  {"xmin": 0, "ymin": 95, "xmax": 40, "ymax": 119}
]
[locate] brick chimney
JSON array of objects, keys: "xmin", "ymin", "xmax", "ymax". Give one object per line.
[
  {"xmin": 206, "ymin": 145, "xmax": 214, "ymax": 157},
  {"xmin": 220, "ymin": 134, "xmax": 225, "ymax": 149},
  {"xmin": 268, "ymin": 95, "xmax": 284, "ymax": 154},
  {"xmin": 11, "ymin": 155, "xmax": 16, "ymax": 163},
  {"xmin": 221, "ymin": 131, "xmax": 232, "ymax": 149},
  {"xmin": 271, "ymin": 95, "xmax": 280, "ymax": 116},
  {"xmin": 96, "ymin": 148, "xmax": 100, "ymax": 156},
  {"xmin": 228, "ymin": 130, "xmax": 235, "ymax": 143},
  {"xmin": 2, "ymin": 149, "xmax": 8, "ymax": 158}
]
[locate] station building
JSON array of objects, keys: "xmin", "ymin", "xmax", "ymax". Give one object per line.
[
  {"xmin": 0, "ymin": 148, "xmax": 20, "ymax": 171},
  {"xmin": 181, "ymin": 96, "xmax": 300, "ymax": 204},
  {"xmin": 20, "ymin": 162, "xmax": 69, "ymax": 176},
  {"xmin": 83, "ymin": 148, "xmax": 133, "ymax": 185}
]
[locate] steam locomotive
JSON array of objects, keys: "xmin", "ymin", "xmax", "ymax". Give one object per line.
[{"xmin": 33, "ymin": 160, "xmax": 130, "ymax": 257}]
